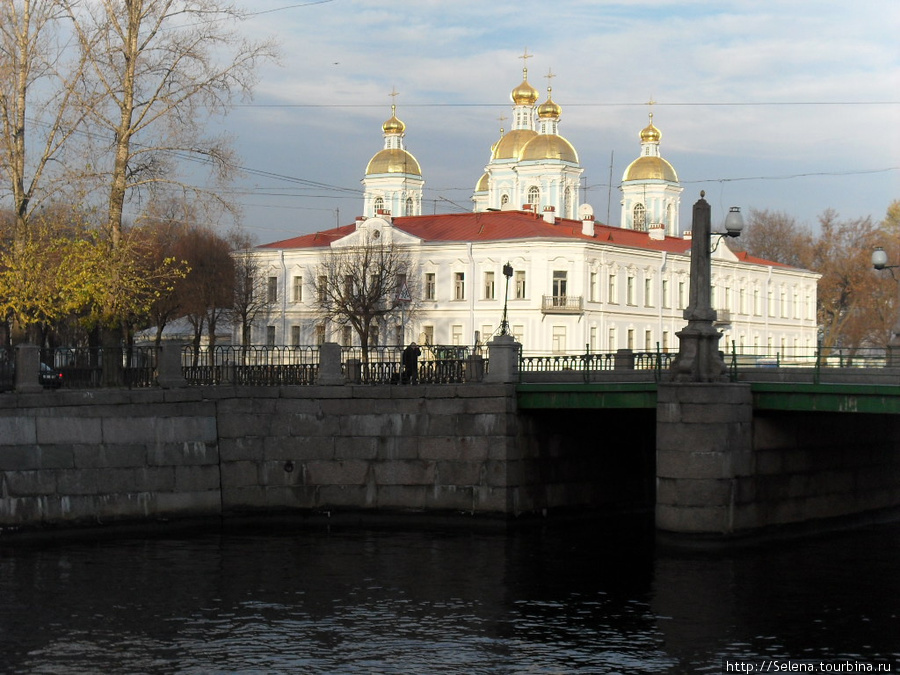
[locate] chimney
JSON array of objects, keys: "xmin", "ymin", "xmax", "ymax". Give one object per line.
[
  {"xmin": 543, "ymin": 206, "xmax": 556, "ymax": 224},
  {"xmin": 355, "ymin": 216, "xmax": 366, "ymax": 230},
  {"xmin": 649, "ymin": 224, "xmax": 665, "ymax": 241},
  {"xmin": 522, "ymin": 203, "xmax": 534, "ymax": 213},
  {"xmin": 581, "ymin": 214, "xmax": 595, "ymax": 237},
  {"xmin": 683, "ymin": 230, "xmax": 692, "ymax": 241},
  {"xmin": 376, "ymin": 208, "xmax": 392, "ymax": 223}
]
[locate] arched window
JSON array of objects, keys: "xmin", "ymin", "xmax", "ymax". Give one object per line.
[
  {"xmin": 666, "ymin": 203, "xmax": 673, "ymax": 229},
  {"xmin": 373, "ymin": 196, "xmax": 384, "ymax": 214},
  {"xmin": 405, "ymin": 197, "xmax": 414, "ymax": 216},
  {"xmin": 633, "ymin": 204, "xmax": 646, "ymax": 231},
  {"xmin": 500, "ymin": 194, "xmax": 510, "ymax": 207},
  {"xmin": 527, "ymin": 185, "xmax": 540, "ymax": 208},
  {"xmin": 564, "ymin": 187, "xmax": 572, "ymax": 219}
]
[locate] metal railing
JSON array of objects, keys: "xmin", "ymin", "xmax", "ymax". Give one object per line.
[
  {"xmin": 340, "ymin": 344, "xmax": 479, "ymax": 385},
  {"xmin": 183, "ymin": 345, "xmax": 319, "ymax": 386}
]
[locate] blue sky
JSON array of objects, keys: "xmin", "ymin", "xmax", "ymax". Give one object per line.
[{"xmin": 213, "ymin": 0, "xmax": 899, "ymax": 244}]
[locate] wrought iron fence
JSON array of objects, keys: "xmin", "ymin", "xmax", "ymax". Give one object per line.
[
  {"xmin": 340, "ymin": 344, "xmax": 477, "ymax": 384},
  {"xmin": 183, "ymin": 345, "xmax": 319, "ymax": 386}
]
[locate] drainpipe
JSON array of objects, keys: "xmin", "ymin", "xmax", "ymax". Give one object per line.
[
  {"xmin": 280, "ymin": 250, "xmax": 287, "ymax": 343},
  {"xmin": 468, "ymin": 242, "xmax": 475, "ymax": 344},
  {"xmin": 658, "ymin": 251, "xmax": 667, "ymax": 346}
]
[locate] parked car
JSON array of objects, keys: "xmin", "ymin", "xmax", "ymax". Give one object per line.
[{"xmin": 0, "ymin": 361, "xmax": 63, "ymax": 391}]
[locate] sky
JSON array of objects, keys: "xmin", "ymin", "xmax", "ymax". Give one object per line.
[{"xmin": 210, "ymin": 0, "xmax": 899, "ymax": 245}]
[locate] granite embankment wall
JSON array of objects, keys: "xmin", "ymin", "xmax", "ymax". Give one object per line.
[
  {"xmin": 656, "ymin": 383, "xmax": 900, "ymax": 535},
  {"xmin": 1, "ymin": 383, "xmax": 610, "ymax": 531}
]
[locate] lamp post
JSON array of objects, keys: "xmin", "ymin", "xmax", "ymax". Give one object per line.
[
  {"xmin": 672, "ymin": 192, "xmax": 744, "ymax": 382},
  {"xmin": 499, "ymin": 262, "xmax": 514, "ymax": 336},
  {"xmin": 871, "ymin": 246, "xmax": 900, "ymax": 366}
]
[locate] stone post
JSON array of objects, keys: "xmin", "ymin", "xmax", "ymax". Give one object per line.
[
  {"xmin": 157, "ymin": 342, "xmax": 186, "ymax": 389},
  {"xmin": 316, "ymin": 342, "xmax": 346, "ymax": 385},
  {"xmin": 614, "ymin": 349, "xmax": 635, "ymax": 370},
  {"xmin": 466, "ymin": 355, "xmax": 485, "ymax": 382},
  {"xmin": 484, "ymin": 334, "xmax": 520, "ymax": 383},
  {"xmin": 15, "ymin": 344, "xmax": 43, "ymax": 393},
  {"xmin": 656, "ymin": 382, "xmax": 753, "ymax": 535}
]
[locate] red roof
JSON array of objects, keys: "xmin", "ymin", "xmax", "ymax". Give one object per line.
[{"xmin": 258, "ymin": 209, "xmax": 788, "ymax": 267}]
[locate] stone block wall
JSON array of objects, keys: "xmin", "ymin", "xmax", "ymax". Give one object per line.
[
  {"xmin": 0, "ymin": 390, "xmax": 220, "ymax": 529},
  {"xmin": 656, "ymin": 382, "xmax": 900, "ymax": 535}
]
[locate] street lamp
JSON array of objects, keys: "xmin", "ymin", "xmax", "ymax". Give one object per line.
[
  {"xmin": 871, "ymin": 246, "xmax": 900, "ymax": 366},
  {"xmin": 499, "ymin": 262, "xmax": 514, "ymax": 336},
  {"xmin": 672, "ymin": 192, "xmax": 744, "ymax": 382}
]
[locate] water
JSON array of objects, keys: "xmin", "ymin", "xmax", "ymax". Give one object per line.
[{"xmin": 0, "ymin": 516, "xmax": 897, "ymax": 674}]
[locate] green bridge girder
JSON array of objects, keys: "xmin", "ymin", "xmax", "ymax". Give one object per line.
[{"xmin": 516, "ymin": 381, "xmax": 900, "ymax": 414}]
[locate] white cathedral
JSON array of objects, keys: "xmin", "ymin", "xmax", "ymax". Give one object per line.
[{"xmin": 245, "ymin": 64, "xmax": 819, "ymax": 358}]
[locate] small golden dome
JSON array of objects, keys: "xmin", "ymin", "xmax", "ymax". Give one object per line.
[
  {"xmin": 382, "ymin": 105, "xmax": 405, "ymax": 135},
  {"xmin": 640, "ymin": 113, "xmax": 661, "ymax": 143},
  {"xmin": 511, "ymin": 69, "xmax": 539, "ymax": 105},
  {"xmin": 492, "ymin": 128, "xmax": 538, "ymax": 160},
  {"xmin": 475, "ymin": 172, "xmax": 489, "ymax": 193},
  {"xmin": 537, "ymin": 91, "xmax": 562, "ymax": 119},
  {"xmin": 623, "ymin": 156, "xmax": 678, "ymax": 182},
  {"xmin": 366, "ymin": 148, "xmax": 421, "ymax": 176},
  {"xmin": 520, "ymin": 134, "xmax": 578, "ymax": 163}
]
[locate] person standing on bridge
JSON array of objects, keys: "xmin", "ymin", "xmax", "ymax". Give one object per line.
[{"xmin": 402, "ymin": 342, "xmax": 421, "ymax": 384}]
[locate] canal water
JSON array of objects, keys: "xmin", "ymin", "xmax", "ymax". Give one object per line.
[{"xmin": 0, "ymin": 516, "xmax": 897, "ymax": 674}]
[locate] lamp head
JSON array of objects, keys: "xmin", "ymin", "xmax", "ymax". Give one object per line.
[
  {"xmin": 724, "ymin": 207, "xmax": 744, "ymax": 237},
  {"xmin": 872, "ymin": 247, "xmax": 889, "ymax": 270}
]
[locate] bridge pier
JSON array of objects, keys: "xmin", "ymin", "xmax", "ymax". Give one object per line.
[{"xmin": 656, "ymin": 383, "xmax": 753, "ymax": 534}]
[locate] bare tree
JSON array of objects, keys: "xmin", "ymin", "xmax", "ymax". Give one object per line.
[
  {"xmin": 64, "ymin": 0, "xmax": 278, "ymax": 246},
  {"xmin": 0, "ymin": 0, "xmax": 92, "ymax": 239},
  {"xmin": 229, "ymin": 230, "xmax": 270, "ymax": 348},
  {"xmin": 314, "ymin": 242, "xmax": 417, "ymax": 359}
]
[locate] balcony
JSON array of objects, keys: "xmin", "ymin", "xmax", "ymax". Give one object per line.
[
  {"xmin": 714, "ymin": 309, "xmax": 732, "ymax": 326},
  {"xmin": 541, "ymin": 295, "xmax": 584, "ymax": 315}
]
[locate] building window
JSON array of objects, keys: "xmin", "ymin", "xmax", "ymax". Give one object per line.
[
  {"xmin": 267, "ymin": 276, "xmax": 278, "ymax": 303},
  {"xmin": 754, "ymin": 288, "xmax": 761, "ymax": 315},
  {"xmin": 633, "ymin": 204, "xmax": 646, "ymax": 231},
  {"xmin": 342, "ymin": 326, "xmax": 352, "ymax": 346},
  {"xmin": 501, "ymin": 194, "xmax": 510, "ymax": 207},
  {"xmin": 425, "ymin": 272, "xmax": 436, "ymax": 300},
  {"xmin": 552, "ymin": 326, "xmax": 566, "ymax": 354},
  {"xmin": 369, "ymin": 325, "xmax": 379, "ymax": 346},
  {"xmin": 292, "ymin": 276, "xmax": 303, "ymax": 302},
  {"xmin": 644, "ymin": 278, "xmax": 653, "ymax": 307},
  {"xmin": 405, "ymin": 197, "xmax": 414, "ymax": 216},
  {"xmin": 666, "ymin": 203, "xmax": 674, "ymax": 229},
  {"xmin": 374, "ymin": 196, "xmax": 384, "ymax": 213},
  {"xmin": 515, "ymin": 270, "xmax": 526, "ymax": 299},
  {"xmin": 512, "ymin": 324, "xmax": 524, "ymax": 343},
  {"xmin": 739, "ymin": 288, "xmax": 746, "ymax": 314},
  {"xmin": 590, "ymin": 326, "xmax": 598, "ymax": 350},
  {"xmin": 552, "ymin": 270, "xmax": 567, "ymax": 305},
  {"xmin": 454, "ymin": 272, "xmax": 465, "ymax": 300},
  {"xmin": 315, "ymin": 324, "xmax": 325, "ymax": 344},
  {"xmin": 662, "ymin": 330, "xmax": 670, "ymax": 352},
  {"xmin": 527, "ymin": 185, "xmax": 540, "ymax": 208},
  {"xmin": 627, "ymin": 328, "xmax": 635, "ymax": 350},
  {"xmin": 290, "ymin": 325, "xmax": 300, "ymax": 346},
  {"xmin": 678, "ymin": 281, "xmax": 685, "ymax": 309},
  {"xmin": 317, "ymin": 276, "xmax": 327, "ymax": 303},
  {"xmin": 422, "ymin": 325, "xmax": 434, "ymax": 345},
  {"xmin": 626, "ymin": 275, "xmax": 636, "ymax": 305},
  {"xmin": 662, "ymin": 279, "xmax": 670, "ymax": 308},
  {"xmin": 266, "ymin": 325, "xmax": 276, "ymax": 346},
  {"xmin": 451, "ymin": 325, "xmax": 462, "ymax": 345},
  {"xmin": 395, "ymin": 325, "xmax": 403, "ymax": 345},
  {"xmin": 608, "ymin": 327, "xmax": 616, "ymax": 350},
  {"xmin": 589, "ymin": 271, "xmax": 598, "ymax": 302},
  {"xmin": 645, "ymin": 330, "xmax": 653, "ymax": 351},
  {"xmin": 484, "ymin": 271, "xmax": 495, "ymax": 300},
  {"xmin": 564, "ymin": 187, "xmax": 572, "ymax": 218},
  {"xmin": 608, "ymin": 272, "xmax": 617, "ymax": 304}
]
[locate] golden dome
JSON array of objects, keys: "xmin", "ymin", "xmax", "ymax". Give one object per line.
[
  {"xmin": 491, "ymin": 129, "xmax": 537, "ymax": 160},
  {"xmin": 475, "ymin": 172, "xmax": 489, "ymax": 192},
  {"xmin": 511, "ymin": 69, "xmax": 539, "ymax": 105},
  {"xmin": 537, "ymin": 93, "xmax": 561, "ymax": 119},
  {"xmin": 382, "ymin": 105, "xmax": 405, "ymax": 135},
  {"xmin": 623, "ymin": 156, "xmax": 678, "ymax": 182},
  {"xmin": 640, "ymin": 122, "xmax": 661, "ymax": 143},
  {"xmin": 366, "ymin": 148, "xmax": 421, "ymax": 176},
  {"xmin": 520, "ymin": 134, "xmax": 578, "ymax": 163}
]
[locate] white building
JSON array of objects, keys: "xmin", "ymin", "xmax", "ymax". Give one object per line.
[{"xmin": 246, "ymin": 67, "xmax": 819, "ymax": 357}]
